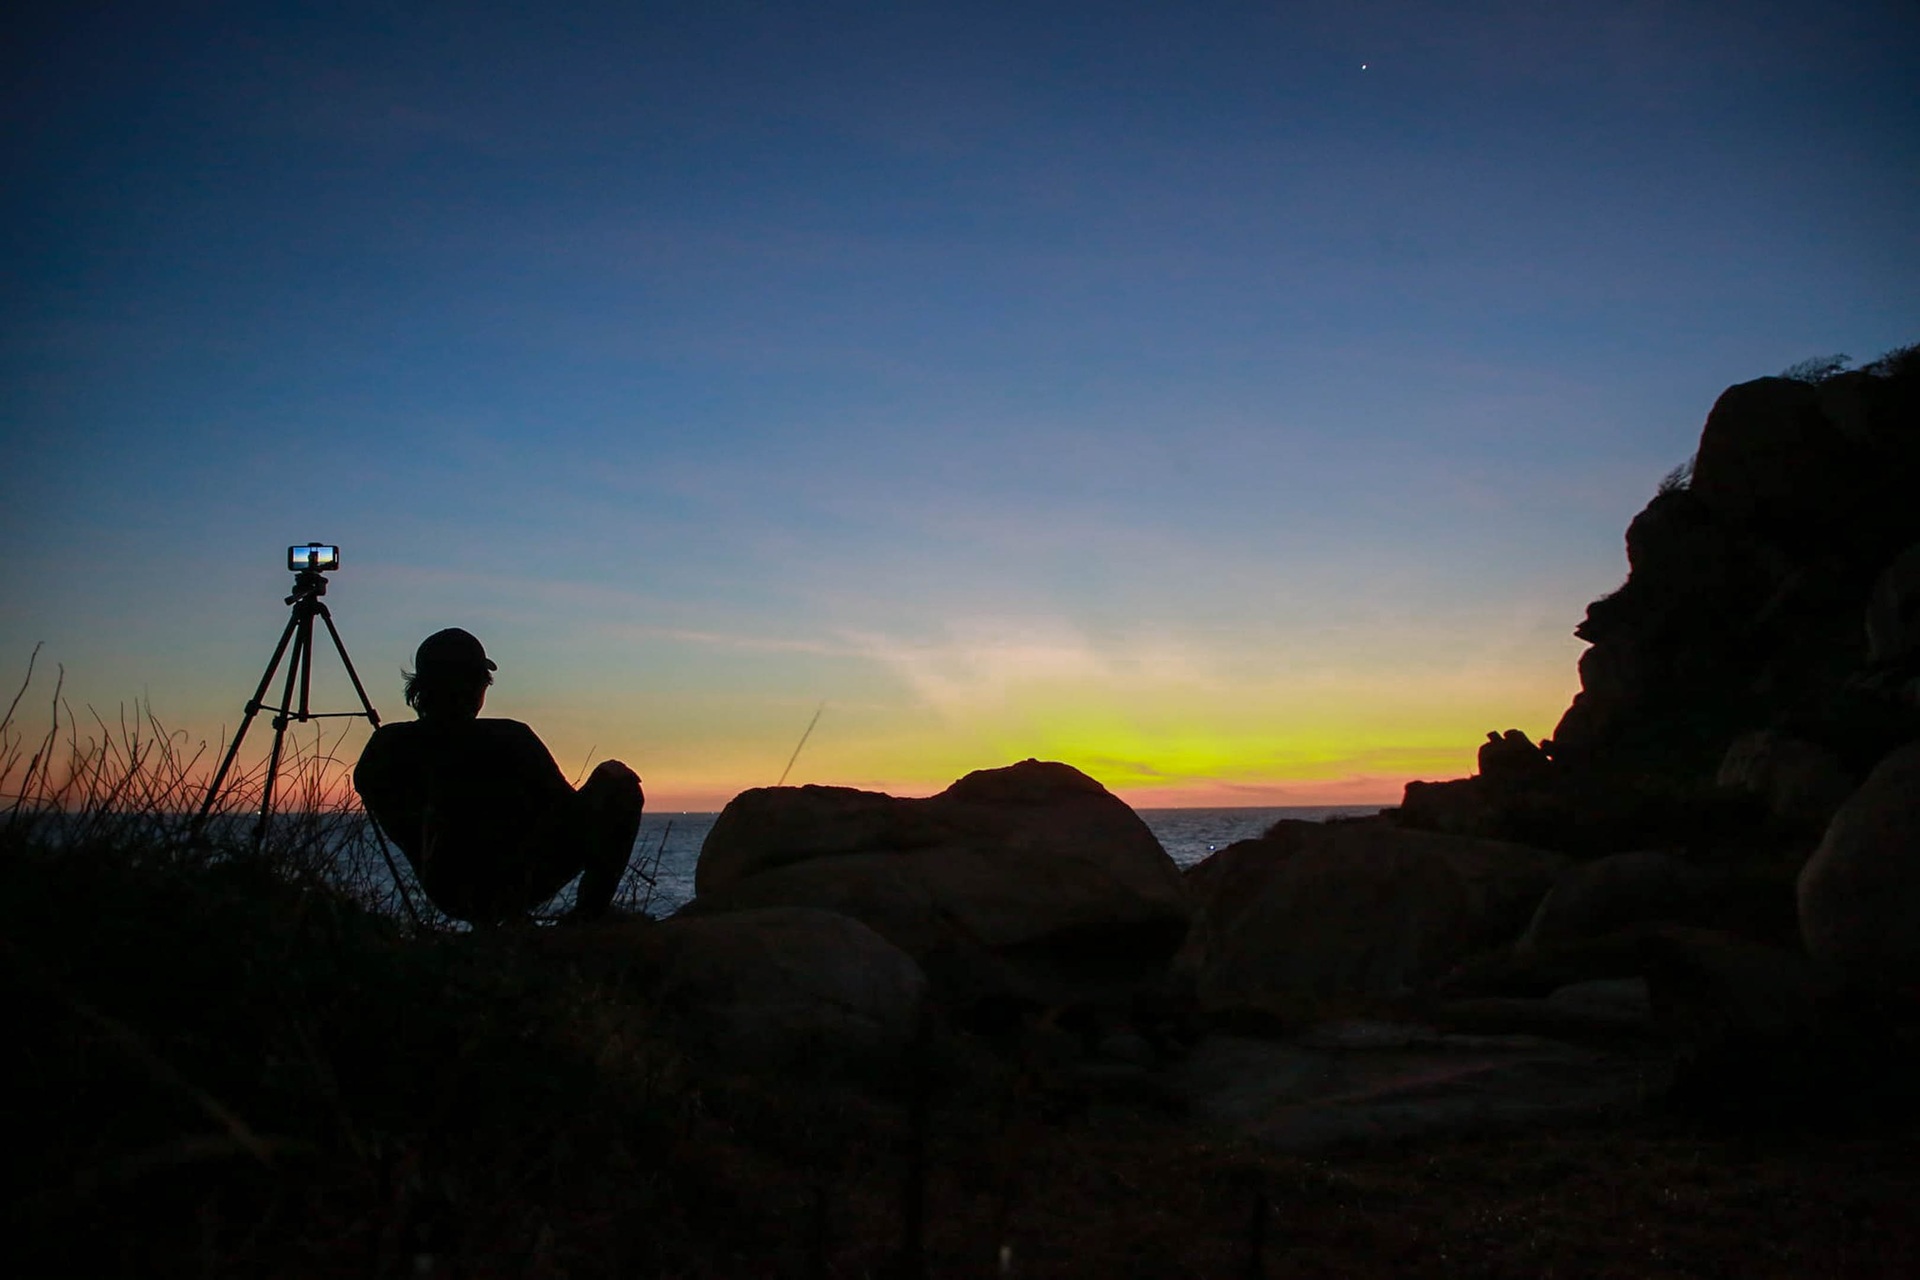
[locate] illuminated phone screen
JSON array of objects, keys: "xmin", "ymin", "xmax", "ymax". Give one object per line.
[{"xmin": 289, "ymin": 545, "xmax": 340, "ymax": 570}]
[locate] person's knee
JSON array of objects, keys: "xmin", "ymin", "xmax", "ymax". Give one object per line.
[
  {"xmin": 586, "ymin": 759, "xmax": 644, "ymax": 810},
  {"xmin": 589, "ymin": 758, "xmax": 638, "ymax": 785}
]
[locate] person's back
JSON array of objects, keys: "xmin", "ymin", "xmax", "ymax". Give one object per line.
[
  {"xmin": 357, "ymin": 716, "xmax": 573, "ymax": 880},
  {"xmin": 354, "ymin": 628, "xmax": 643, "ymax": 924}
]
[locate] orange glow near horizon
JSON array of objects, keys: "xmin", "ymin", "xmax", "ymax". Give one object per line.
[{"xmin": 6, "ymin": 611, "xmax": 1580, "ymax": 817}]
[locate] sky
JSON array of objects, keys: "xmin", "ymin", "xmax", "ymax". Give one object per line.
[{"xmin": 4, "ymin": 1, "xmax": 1917, "ymax": 810}]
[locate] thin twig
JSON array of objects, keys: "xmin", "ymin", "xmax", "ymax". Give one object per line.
[
  {"xmin": 636, "ymin": 819, "xmax": 672, "ymax": 917},
  {"xmin": 777, "ymin": 702, "xmax": 825, "ymax": 787},
  {"xmin": 2, "ymin": 641, "xmax": 43, "ymax": 739}
]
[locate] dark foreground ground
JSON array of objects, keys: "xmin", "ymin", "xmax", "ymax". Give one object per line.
[{"xmin": 6, "ymin": 846, "xmax": 1917, "ymax": 1279}]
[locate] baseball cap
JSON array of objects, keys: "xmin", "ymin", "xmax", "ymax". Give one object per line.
[{"xmin": 414, "ymin": 627, "xmax": 497, "ymax": 672}]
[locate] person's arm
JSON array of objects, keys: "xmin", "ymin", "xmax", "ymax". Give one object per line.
[
  {"xmin": 353, "ymin": 729, "xmax": 426, "ymax": 862},
  {"xmin": 498, "ymin": 720, "xmax": 577, "ymax": 807}
]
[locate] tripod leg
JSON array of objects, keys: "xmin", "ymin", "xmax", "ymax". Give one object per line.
[
  {"xmin": 360, "ymin": 813, "xmax": 424, "ymax": 930},
  {"xmin": 195, "ymin": 608, "xmax": 302, "ymax": 831},
  {"xmin": 253, "ymin": 613, "xmax": 310, "ymax": 847},
  {"xmin": 296, "ymin": 606, "xmax": 315, "ymax": 724},
  {"xmin": 314, "ymin": 604, "xmax": 426, "ymax": 929},
  {"xmin": 316, "ymin": 605, "xmax": 384, "ymax": 727}
]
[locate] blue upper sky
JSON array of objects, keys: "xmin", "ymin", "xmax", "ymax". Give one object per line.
[{"xmin": 5, "ymin": 1, "xmax": 1917, "ymax": 806}]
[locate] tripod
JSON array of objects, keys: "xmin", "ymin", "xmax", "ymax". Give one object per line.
[{"xmin": 195, "ymin": 565, "xmax": 421, "ymax": 925}]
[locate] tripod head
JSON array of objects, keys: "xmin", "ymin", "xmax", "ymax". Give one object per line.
[
  {"xmin": 285, "ymin": 543, "xmax": 339, "ymax": 606},
  {"xmin": 287, "ymin": 568, "xmax": 331, "ymax": 606}
]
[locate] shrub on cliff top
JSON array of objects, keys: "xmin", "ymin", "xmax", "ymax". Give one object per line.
[{"xmin": 1780, "ymin": 353, "xmax": 1851, "ymax": 384}]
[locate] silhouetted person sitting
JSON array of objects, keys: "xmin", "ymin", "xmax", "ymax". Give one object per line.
[{"xmin": 354, "ymin": 628, "xmax": 643, "ymax": 926}]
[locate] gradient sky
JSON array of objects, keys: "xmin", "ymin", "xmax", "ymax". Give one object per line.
[{"xmin": 4, "ymin": 1, "xmax": 1917, "ymax": 809}]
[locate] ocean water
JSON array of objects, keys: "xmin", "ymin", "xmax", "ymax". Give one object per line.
[
  {"xmin": 615, "ymin": 804, "xmax": 1385, "ymax": 918},
  {"xmin": 1135, "ymin": 805, "xmax": 1387, "ymax": 867}
]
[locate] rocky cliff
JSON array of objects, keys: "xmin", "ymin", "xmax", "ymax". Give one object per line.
[{"xmin": 1399, "ymin": 345, "xmax": 1920, "ymax": 858}]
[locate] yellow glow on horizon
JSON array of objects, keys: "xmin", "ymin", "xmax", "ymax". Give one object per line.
[
  {"xmin": 83, "ymin": 603, "xmax": 1587, "ymax": 816},
  {"xmin": 529, "ymin": 651, "xmax": 1578, "ymax": 811}
]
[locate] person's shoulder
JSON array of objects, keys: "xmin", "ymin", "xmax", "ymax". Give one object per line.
[
  {"xmin": 366, "ymin": 718, "xmax": 433, "ymax": 749},
  {"xmin": 356, "ymin": 718, "xmax": 423, "ymax": 778},
  {"xmin": 472, "ymin": 718, "xmax": 551, "ymax": 751},
  {"xmin": 475, "ymin": 717, "xmax": 540, "ymax": 737},
  {"xmin": 473, "ymin": 719, "xmax": 563, "ymax": 776}
]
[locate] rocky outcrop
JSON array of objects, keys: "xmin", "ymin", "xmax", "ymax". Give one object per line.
[
  {"xmin": 1179, "ymin": 820, "xmax": 1567, "ymax": 1011},
  {"xmin": 1398, "ymin": 744, "xmax": 1697, "ymax": 855},
  {"xmin": 1688, "ymin": 377, "xmax": 1861, "ymax": 536},
  {"xmin": 1396, "ymin": 350, "xmax": 1920, "ymax": 856},
  {"xmin": 1797, "ymin": 740, "xmax": 1920, "ymax": 993},
  {"xmin": 1558, "ymin": 365, "xmax": 1920, "ymax": 778},
  {"xmin": 682, "ymin": 760, "xmax": 1190, "ymax": 1011}
]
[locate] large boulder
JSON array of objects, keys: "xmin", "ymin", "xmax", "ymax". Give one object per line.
[
  {"xmin": 1641, "ymin": 926, "xmax": 1829, "ymax": 1050},
  {"xmin": 1619, "ymin": 487, "xmax": 1768, "ymax": 606},
  {"xmin": 1629, "ymin": 925, "xmax": 1902, "ymax": 1124},
  {"xmin": 1866, "ymin": 542, "xmax": 1920, "ymax": 670},
  {"xmin": 1542, "ymin": 361, "xmax": 1919, "ymax": 801},
  {"xmin": 1688, "ymin": 376, "xmax": 1865, "ymax": 539},
  {"xmin": 1519, "ymin": 850, "xmax": 1718, "ymax": 954},
  {"xmin": 646, "ymin": 907, "xmax": 927, "ymax": 1070},
  {"xmin": 1395, "ymin": 776, "xmax": 1495, "ymax": 838},
  {"xmin": 684, "ymin": 760, "xmax": 1190, "ymax": 1009},
  {"xmin": 1716, "ymin": 730, "xmax": 1855, "ymax": 834},
  {"xmin": 1798, "ymin": 740, "xmax": 1920, "ymax": 992},
  {"xmin": 1180, "ymin": 820, "xmax": 1568, "ymax": 1010}
]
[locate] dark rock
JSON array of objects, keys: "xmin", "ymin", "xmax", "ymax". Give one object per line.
[
  {"xmin": 694, "ymin": 785, "xmax": 942, "ymax": 890},
  {"xmin": 1168, "ymin": 1026, "xmax": 1663, "ymax": 1151},
  {"xmin": 1477, "ymin": 729, "xmax": 1551, "ymax": 783},
  {"xmin": 647, "ymin": 907, "xmax": 928, "ymax": 1071},
  {"xmin": 1797, "ymin": 740, "xmax": 1920, "ymax": 993},
  {"xmin": 1633, "ymin": 925, "xmax": 1878, "ymax": 1124},
  {"xmin": 1396, "ymin": 776, "xmax": 1495, "ymax": 838},
  {"xmin": 1866, "ymin": 541, "xmax": 1920, "ymax": 671},
  {"xmin": 1551, "ymin": 977, "xmax": 1654, "ymax": 1021},
  {"xmin": 1179, "ymin": 821, "xmax": 1567, "ymax": 1010},
  {"xmin": 1433, "ymin": 931, "xmax": 1651, "ymax": 999},
  {"xmin": 1640, "ymin": 925, "xmax": 1829, "ymax": 1045},
  {"xmin": 1520, "ymin": 851, "xmax": 1718, "ymax": 953},
  {"xmin": 1409, "ymin": 354, "xmax": 1920, "ymax": 863},
  {"xmin": 1715, "ymin": 729, "xmax": 1855, "ymax": 835},
  {"xmin": 1689, "ymin": 376, "xmax": 1866, "ymax": 540},
  {"xmin": 1430, "ymin": 978, "xmax": 1655, "ymax": 1044},
  {"xmin": 1560, "ymin": 365, "xmax": 1915, "ymax": 788},
  {"xmin": 1092, "ymin": 1030, "xmax": 1159, "ymax": 1068},
  {"xmin": 1397, "ymin": 754, "xmax": 1711, "ymax": 856},
  {"xmin": 516, "ymin": 909, "xmax": 928, "ymax": 1075},
  {"xmin": 684, "ymin": 760, "xmax": 1189, "ymax": 1011}
]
